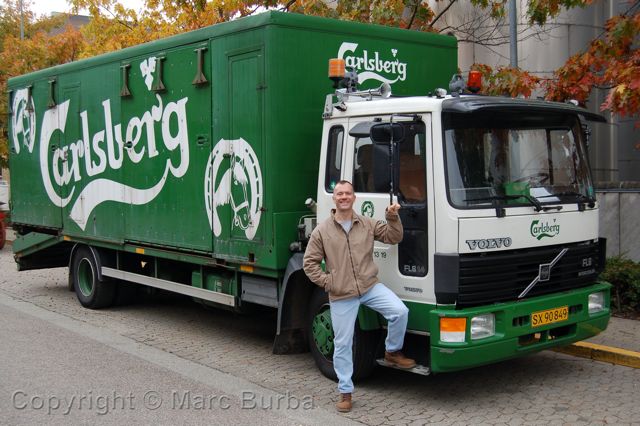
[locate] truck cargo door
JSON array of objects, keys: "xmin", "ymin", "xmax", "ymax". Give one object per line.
[
  {"xmin": 123, "ymin": 45, "xmax": 213, "ymax": 252},
  {"xmin": 9, "ymin": 79, "xmax": 64, "ymax": 229},
  {"xmin": 218, "ymin": 49, "xmax": 265, "ymax": 252},
  {"xmin": 59, "ymin": 85, "xmax": 84, "ymax": 232}
]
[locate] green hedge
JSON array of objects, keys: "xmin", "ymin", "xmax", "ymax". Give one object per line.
[{"xmin": 600, "ymin": 256, "xmax": 640, "ymax": 314}]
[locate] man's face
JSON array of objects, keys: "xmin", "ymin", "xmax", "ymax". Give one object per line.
[{"xmin": 332, "ymin": 182, "xmax": 356, "ymax": 213}]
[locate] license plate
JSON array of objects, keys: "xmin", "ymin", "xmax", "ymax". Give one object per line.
[{"xmin": 531, "ymin": 306, "xmax": 568, "ymax": 327}]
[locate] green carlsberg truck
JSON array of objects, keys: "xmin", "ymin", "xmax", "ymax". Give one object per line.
[{"xmin": 8, "ymin": 11, "xmax": 610, "ymax": 378}]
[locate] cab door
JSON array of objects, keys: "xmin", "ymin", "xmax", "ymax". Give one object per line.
[{"xmin": 347, "ymin": 117, "xmax": 432, "ymax": 301}]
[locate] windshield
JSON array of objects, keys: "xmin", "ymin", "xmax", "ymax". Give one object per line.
[{"xmin": 443, "ymin": 111, "xmax": 594, "ymax": 209}]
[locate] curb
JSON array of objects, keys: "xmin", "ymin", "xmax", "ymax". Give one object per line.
[{"xmin": 552, "ymin": 342, "xmax": 640, "ymax": 369}]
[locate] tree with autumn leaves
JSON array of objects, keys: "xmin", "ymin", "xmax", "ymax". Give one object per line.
[
  {"xmin": 0, "ymin": 0, "xmax": 638, "ymax": 168},
  {"xmin": 0, "ymin": 0, "xmax": 85, "ymax": 166},
  {"xmin": 546, "ymin": 11, "xmax": 640, "ymax": 123}
]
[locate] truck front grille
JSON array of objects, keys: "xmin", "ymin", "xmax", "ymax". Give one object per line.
[{"xmin": 457, "ymin": 240, "xmax": 603, "ymax": 308}]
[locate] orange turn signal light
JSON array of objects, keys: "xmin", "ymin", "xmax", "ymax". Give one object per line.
[
  {"xmin": 440, "ymin": 317, "xmax": 467, "ymax": 343},
  {"xmin": 440, "ymin": 317, "xmax": 467, "ymax": 332},
  {"xmin": 328, "ymin": 58, "xmax": 346, "ymax": 79}
]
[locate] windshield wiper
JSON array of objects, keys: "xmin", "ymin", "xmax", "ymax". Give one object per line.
[
  {"xmin": 466, "ymin": 194, "xmax": 542, "ymax": 211},
  {"xmin": 535, "ymin": 191, "xmax": 596, "ymax": 211},
  {"xmin": 464, "ymin": 194, "xmax": 542, "ymax": 217}
]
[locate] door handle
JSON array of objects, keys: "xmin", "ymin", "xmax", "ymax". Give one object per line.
[{"xmin": 196, "ymin": 135, "xmax": 208, "ymax": 146}]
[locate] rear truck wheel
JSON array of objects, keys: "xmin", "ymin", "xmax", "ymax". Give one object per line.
[
  {"xmin": 71, "ymin": 246, "xmax": 115, "ymax": 309},
  {"xmin": 307, "ymin": 287, "xmax": 380, "ymax": 381}
]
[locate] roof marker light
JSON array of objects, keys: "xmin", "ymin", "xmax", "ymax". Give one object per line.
[
  {"xmin": 329, "ymin": 58, "xmax": 346, "ymax": 88},
  {"xmin": 467, "ymin": 70, "xmax": 482, "ymax": 93}
]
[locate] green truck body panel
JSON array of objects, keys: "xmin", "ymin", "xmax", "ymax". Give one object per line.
[{"xmin": 8, "ymin": 11, "xmax": 457, "ymax": 272}]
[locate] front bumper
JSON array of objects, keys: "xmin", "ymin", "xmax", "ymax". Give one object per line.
[{"xmin": 429, "ymin": 282, "xmax": 611, "ymax": 373}]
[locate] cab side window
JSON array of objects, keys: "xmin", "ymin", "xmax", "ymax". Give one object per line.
[
  {"xmin": 398, "ymin": 132, "xmax": 427, "ymax": 203},
  {"xmin": 353, "ymin": 138, "xmax": 377, "ymax": 193},
  {"xmin": 325, "ymin": 126, "xmax": 344, "ymax": 192}
]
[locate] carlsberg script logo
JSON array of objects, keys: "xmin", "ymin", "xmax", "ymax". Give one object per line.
[
  {"xmin": 530, "ymin": 219, "xmax": 560, "ymax": 240},
  {"xmin": 337, "ymin": 42, "xmax": 407, "ymax": 85},
  {"xmin": 14, "ymin": 56, "xmax": 190, "ymax": 231}
]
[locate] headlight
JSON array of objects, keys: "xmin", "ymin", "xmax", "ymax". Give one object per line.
[
  {"xmin": 471, "ymin": 313, "xmax": 495, "ymax": 340},
  {"xmin": 588, "ymin": 291, "xmax": 605, "ymax": 314}
]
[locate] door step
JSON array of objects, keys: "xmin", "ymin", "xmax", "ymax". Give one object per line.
[{"xmin": 376, "ymin": 359, "xmax": 431, "ymax": 375}]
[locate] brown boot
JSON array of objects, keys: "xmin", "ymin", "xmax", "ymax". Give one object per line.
[
  {"xmin": 385, "ymin": 351, "xmax": 416, "ymax": 369},
  {"xmin": 336, "ymin": 393, "xmax": 352, "ymax": 412}
]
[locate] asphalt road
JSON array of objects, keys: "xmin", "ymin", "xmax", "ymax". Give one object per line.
[
  {"xmin": 0, "ymin": 300, "xmax": 317, "ymax": 425},
  {"xmin": 1, "ymin": 248, "xmax": 639, "ymax": 425}
]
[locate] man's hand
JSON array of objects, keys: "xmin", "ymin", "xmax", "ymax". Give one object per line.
[{"xmin": 386, "ymin": 203, "xmax": 401, "ymax": 215}]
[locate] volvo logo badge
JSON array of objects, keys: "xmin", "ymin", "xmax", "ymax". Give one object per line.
[
  {"xmin": 539, "ymin": 263, "xmax": 552, "ymax": 282},
  {"xmin": 518, "ymin": 248, "xmax": 569, "ymax": 298}
]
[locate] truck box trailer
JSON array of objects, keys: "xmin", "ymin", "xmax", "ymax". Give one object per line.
[{"xmin": 8, "ymin": 11, "xmax": 609, "ymax": 378}]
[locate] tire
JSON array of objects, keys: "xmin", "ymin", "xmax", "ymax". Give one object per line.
[
  {"xmin": 71, "ymin": 245, "xmax": 115, "ymax": 309},
  {"xmin": 307, "ymin": 287, "xmax": 380, "ymax": 382}
]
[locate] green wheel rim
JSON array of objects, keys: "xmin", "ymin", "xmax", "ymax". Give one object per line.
[
  {"xmin": 77, "ymin": 258, "xmax": 94, "ymax": 297},
  {"xmin": 312, "ymin": 304, "xmax": 334, "ymax": 358}
]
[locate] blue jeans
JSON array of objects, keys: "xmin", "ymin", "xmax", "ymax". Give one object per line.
[{"xmin": 330, "ymin": 283, "xmax": 409, "ymax": 393}]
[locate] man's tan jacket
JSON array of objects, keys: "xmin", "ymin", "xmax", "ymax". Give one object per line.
[{"xmin": 303, "ymin": 209, "xmax": 403, "ymax": 301}]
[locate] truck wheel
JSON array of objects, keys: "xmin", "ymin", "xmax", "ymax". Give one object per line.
[
  {"xmin": 71, "ymin": 246, "xmax": 115, "ymax": 309},
  {"xmin": 307, "ymin": 287, "xmax": 380, "ymax": 382}
]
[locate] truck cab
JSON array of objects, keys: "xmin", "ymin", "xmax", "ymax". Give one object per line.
[{"xmin": 306, "ymin": 78, "xmax": 610, "ymax": 376}]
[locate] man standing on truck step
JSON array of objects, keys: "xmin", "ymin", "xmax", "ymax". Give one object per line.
[{"xmin": 303, "ymin": 180, "xmax": 416, "ymax": 413}]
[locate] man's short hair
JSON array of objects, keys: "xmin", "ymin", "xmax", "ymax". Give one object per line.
[{"xmin": 333, "ymin": 180, "xmax": 354, "ymax": 193}]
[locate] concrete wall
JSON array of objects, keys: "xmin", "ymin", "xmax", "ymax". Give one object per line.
[{"xmin": 597, "ymin": 190, "xmax": 640, "ymax": 261}]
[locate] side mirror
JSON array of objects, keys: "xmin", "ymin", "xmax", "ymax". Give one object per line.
[
  {"xmin": 372, "ymin": 143, "xmax": 394, "ymax": 192},
  {"xmin": 370, "ymin": 123, "xmax": 404, "ymax": 144},
  {"xmin": 371, "ymin": 123, "xmax": 404, "ymax": 193}
]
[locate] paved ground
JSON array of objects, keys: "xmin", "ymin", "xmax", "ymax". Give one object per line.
[
  {"xmin": 1, "ymin": 247, "xmax": 639, "ymax": 425},
  {"xmin": 0, "ymin": 299, "xmax": 333, "ymax": 425},
  {"xmin": 585, "ymin": 315, "xmax": 640, "ymax": 352}
]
